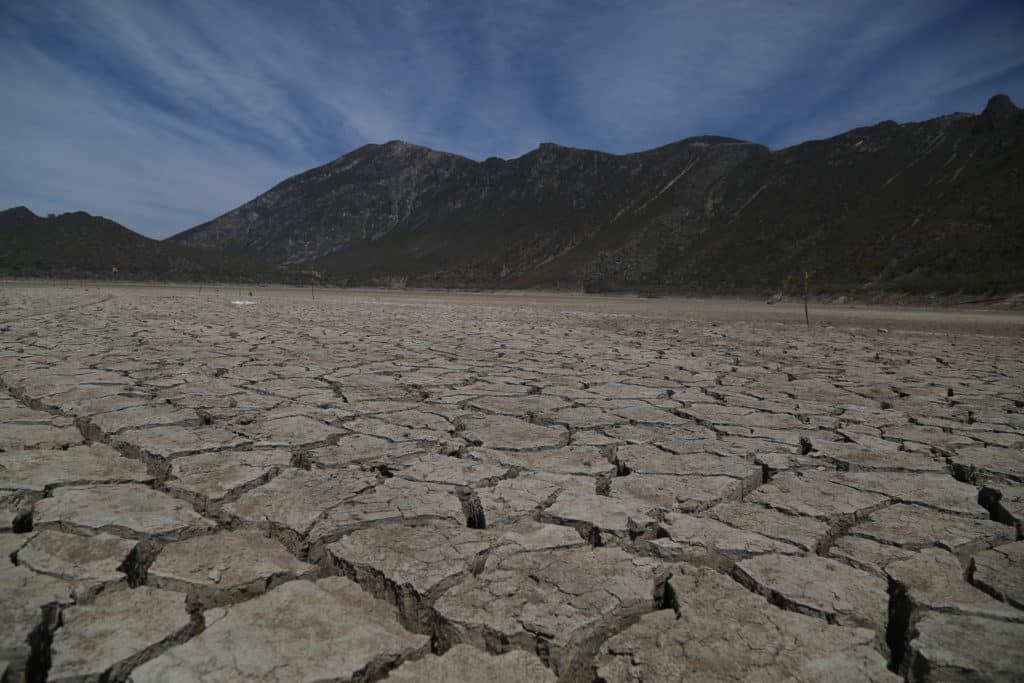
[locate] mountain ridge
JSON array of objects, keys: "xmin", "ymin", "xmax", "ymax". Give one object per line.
[
  {"xmin": 169, "ymin": 94, "xmax": 1023, "ymax": 293},
  {"xmin": 0, "ymin": 207, "xmax": 279, "ymax": 281}
]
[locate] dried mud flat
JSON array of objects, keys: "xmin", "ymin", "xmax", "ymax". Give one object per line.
[{"xmin": 1, "ymin": 283, "xmax": 1022, "ymax": 683}]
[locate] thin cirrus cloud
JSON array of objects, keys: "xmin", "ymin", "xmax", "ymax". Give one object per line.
[{"xmin": 0, "ymin": 0, "xmax": 1021, "ymax": 239}]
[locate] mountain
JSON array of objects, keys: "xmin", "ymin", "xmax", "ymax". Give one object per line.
[
  {"xmin": 175, "ymin": 94, "xmax": 1024, "ymax": 293},
  {"xmin": 170, "ymin": 136, "xmax": 768, "ymax": 286},
  {"xmin": 0, "ymin": 207, "xmax": 277, "ymax": 281}
]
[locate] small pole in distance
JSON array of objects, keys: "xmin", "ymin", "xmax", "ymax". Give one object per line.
[{"xmin": 803, "ymin": 271, "xmax": 810, "ymax": 328}]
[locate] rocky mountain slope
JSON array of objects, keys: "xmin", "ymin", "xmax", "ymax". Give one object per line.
[
  {"xmin": 170, "ymin": 94, "xmax": 1024, "ymax": 293},
  {"xmin": 172, "ymin": 96, "xmax": 1021, "ymax": 293},
  {"xmin": 0, "ymin": 207, "xmax": 276, "ymax": 281}
]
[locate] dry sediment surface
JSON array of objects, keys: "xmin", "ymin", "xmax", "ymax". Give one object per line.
[{"xmin": 0, "ymin": 283, "xmax": 1022, "ymax": 682}]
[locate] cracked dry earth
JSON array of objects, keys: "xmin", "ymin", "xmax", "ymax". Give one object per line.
[{"xmin": 1, "ymin": 285, "xmax": 1022, "ymax": 683}]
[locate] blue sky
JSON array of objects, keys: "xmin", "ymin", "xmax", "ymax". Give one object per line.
[{"xmin": 2, "ymin": 0, "xmax": 1022, "ymax": 239}]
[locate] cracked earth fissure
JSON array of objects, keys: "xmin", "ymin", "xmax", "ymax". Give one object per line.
[{"xmin": 1, "ymin": 286, "xmax": 1022, "ymax": 682}]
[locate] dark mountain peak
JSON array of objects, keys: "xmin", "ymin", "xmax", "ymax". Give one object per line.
[
  {"xmin": 369, "ymin": 139, "xmax": 462, "ymax": 159},
  {"xmin": 509, "ymin": 142, "xmax": 599, "ymax": 167},
  {"xmin": 525, "ymin": 141, "xmax": 602, "ymax": 162},
  {"xmin": 529, "ymin": 142, "xmax": 580, "ymax": 158},
  {"xmin": 982, "ymin": 93, "xmax": 1018, "ymax": 121},
  {"xmin": 0, "ymin": 207, "xmax": 120, "ymax": 232},
  {"xmin": 0, "ymin": 206, "xmax": 38, "ymax": 222},
  {"xmin": 679, "ymin": 135, "xmax": 753, "ymax": 146},
  {"xmin": 378, "ymin": 139, "xmax": 420, "ymax": 153},
  {"xmin": 333, "ymin": 139, "xmax": 458, "ymax": 166},
  {"xmin": 1, "ymin": 205, "xmax": 276, "ymax": 280},
  {"xmin": 599, "ymin": 136, "xmax": 762, "ymax": 162}
]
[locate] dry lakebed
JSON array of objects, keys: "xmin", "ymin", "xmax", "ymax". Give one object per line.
[{"xmin": 1, "ymin": 283, "xmax": 1022, "ymax": 682}]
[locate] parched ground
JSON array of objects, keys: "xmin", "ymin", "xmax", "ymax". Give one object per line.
[{"xmin": 1, "ymin": 283, "xmax": 1022, "ymax": 682}]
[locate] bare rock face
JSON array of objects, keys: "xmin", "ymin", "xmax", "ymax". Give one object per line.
[
  {"xmin": 169, "ymin": 140, "xmax": 477, "ymax": 265},
  {"xmin": 129, "ymin": 577, "xmax": 429, "ymax": 682},
  {"xmin": 595, "ymin": 565, "xmax": 895, "ymax": 682},
  {"xmin": 49, "ymin": 587, "xmax": 193, "ymax": 682}
]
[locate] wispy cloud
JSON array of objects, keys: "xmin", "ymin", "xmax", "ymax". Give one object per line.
[{"xmin": 1, "ymin": 0, "xmax": 1021, "ymax": 238}]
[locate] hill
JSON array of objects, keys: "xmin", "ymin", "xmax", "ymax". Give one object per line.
[{"xmin": 0, "ymin": 207, "xmax": 277, "ymax": 281}]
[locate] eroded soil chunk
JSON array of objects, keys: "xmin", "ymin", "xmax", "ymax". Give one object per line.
[
  {"xmin": 595, "ymin": 564, "xmax": 895, "ymax": 682},
  {"xmin": 129, "ymin": 577, "xmax": 429, "ymax": 682}
]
